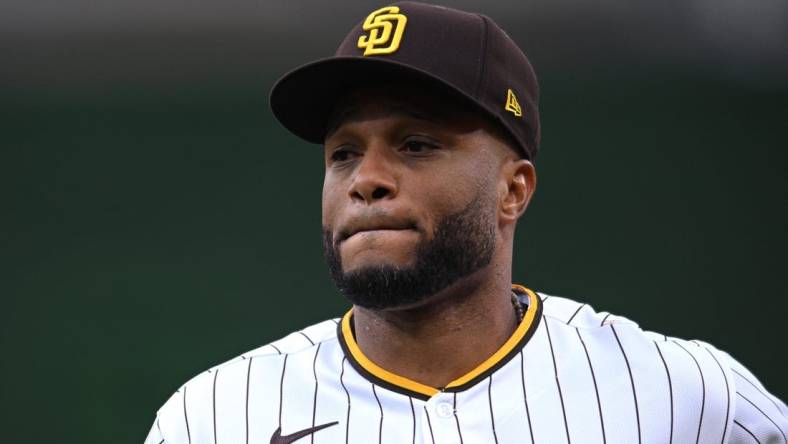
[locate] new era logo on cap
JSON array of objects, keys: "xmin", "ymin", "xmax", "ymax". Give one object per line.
[{"xmin": 505, "ymin": 89, "xmax": 523, "ymax": 117}]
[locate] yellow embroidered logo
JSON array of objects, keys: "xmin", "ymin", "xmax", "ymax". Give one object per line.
[
  {"xmin": 505, "ymin": 89, "xmax": 523, "ymax": 117},
  {"xmin": 357, "ymin": 6, "xmax": 408, "ymax": 56}
]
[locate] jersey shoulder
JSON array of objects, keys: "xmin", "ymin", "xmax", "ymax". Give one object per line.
[
  {"xmin": 179, "ymin": 316, "xmax": 339, "ymax": 388},
  {"xmin": 536, "ymin": 290, "xmax": 787, "ymax": 443},
  {"xmin": 215, "ymin": 317, "xmax": 341, "ymax": 365},
  {"xmin": 537, "ymin": 292, "xmax": 731, "ymax": 404},
  {"xmin": 537, "ymin": 291, "xmax": 733, "ymax": 376},
  {"xmin": 149, "ymin": 317, "xmax": 341, "ymax": 440},
  {"xmin": 537, "ymin": 291, "xmax": 641, "ymax": 329}
]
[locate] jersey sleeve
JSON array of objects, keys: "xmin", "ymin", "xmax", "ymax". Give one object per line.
[
  {"xmin": 722, "ymin": 351, "xmax": 788, "ymax": 443},
  {"xmin": 143, "ymin": 387, "xmax": 191, "ymax": 444},
  {"xmin": 143, "ymin": 417, "xmax": 164, "ymax": 444}
]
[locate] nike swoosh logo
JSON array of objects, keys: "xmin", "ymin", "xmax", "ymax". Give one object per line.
[{"xmin": 270, "ymin": 421, "xmax": 338, "ymax": 444}]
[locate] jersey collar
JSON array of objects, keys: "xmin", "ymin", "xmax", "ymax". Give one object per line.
[{"xmin": 337, "ymin": 284, "xmax": 543, "ymax": 400}]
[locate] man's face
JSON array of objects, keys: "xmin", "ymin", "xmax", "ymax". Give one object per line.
[{"xmin": 321, "ymin": 84, "xmax": 508, "ymax": 310}]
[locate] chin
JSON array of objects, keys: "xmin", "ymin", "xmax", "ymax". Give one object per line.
[
  {"xmin": 340, "ymin": 231, "xmax": 419, "ymax": 261},
  {"xmin": 340, "ymin": 253, "xmax": 416, "ymax": 273}
]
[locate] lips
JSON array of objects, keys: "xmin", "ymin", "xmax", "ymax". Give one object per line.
[{"xmin": 337, "ymin": 217, "xmax": 418, "ymax": 243}]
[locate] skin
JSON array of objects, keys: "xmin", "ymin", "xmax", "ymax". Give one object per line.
[{"xmin": 322, "ymin": 83, "xmax": 537, "ymax": 388}]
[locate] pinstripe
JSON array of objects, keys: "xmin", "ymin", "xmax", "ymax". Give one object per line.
[
  {"xmin": 600, "ymin": 313, "xmax": 611, "ymax": 326},
  {"xmin": 673, "ymin": 341, "xmax": 705, "ymax": 444},
  {"xmin": 737, "ymin": 392, "xmax": 787, "ymax": 442},
  {"xmin": 183, "ymin": 385, "xmax": 191, "ymax": 444},
  {"xmin": 278, "ymin": 354, "xmax": 288, "ymax": 429},
  {"xmin": 519, "ymin": 351, "xmax": 535, "ymax": 444},
  {"xmin": 654, "ymin": 341, "xmax": 673, "ymax": 444},
  {"xmin": 424, "ymin": 406, "xmax": 436, "ymax": 444},
  {"xmin": 733, "ymin": 368, "xmax": 785, "ymax": 417},
  {"xmin": 311, "ymin": 343, "xmax": 322, "ymax": 444},
  {"xmin": 156, "ymin": 418, "xmax": 164, "ymax": 444},
  {"xmin": 488, "ymin": 375, "xmax": 499, "ymax": 444},
  {"xmin": 244, "ymin": 357, "xmax": 252, "ymax": 444},
  {"xmin": 544, "ymin": 317, "xmax": 571, "ymax": 443},
  {"xmin": 611, "ymin": 324, "xmax": 641, "ymax": 444},
  {"xmin": 453, "ymin": 393, "xmax": 464, "ymax": 444},
  {"xmin": 339, "ymin": 357, "xmax": 350, "ymax": 444},
  {"xmin": 270, "ymin": 344, "xmax": 282, "ymax": 354},
  {"xmin": 702, "ymin": 347, "xmax": 731, "ymax": 444},
  {"xmin": 409, "ymin": 397, "xmax": 416, "ymax": 444},
  {"xmin": 734, "ymin": 420, "xmax": 762, "ymax": 444},
  {"xmin": 576, "ymin": 328, "xmax": 606, "ymax": 443},
  {"xmin": 372, "ymin": 384, "xmax": 383, "ymax": 444},
  {"xmin": 299, "ymin": 331, "xmax": 315, "ymax": 345},
  {"xmin": 566, "ymin": 304, "xmax": 586, "ymax": 325},
  {"xmin": 212, "ymin": 369, "xmax": 219, "ymax": 444}
]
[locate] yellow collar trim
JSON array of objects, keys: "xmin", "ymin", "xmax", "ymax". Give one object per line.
[{"xmin": 340, "ymin": 285, "xmax": 540, "ymax": 397}]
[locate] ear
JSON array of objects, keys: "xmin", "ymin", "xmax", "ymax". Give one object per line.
[{"xmin": 499, "ymin": 158, "xmax": 536, "ymax": 225}]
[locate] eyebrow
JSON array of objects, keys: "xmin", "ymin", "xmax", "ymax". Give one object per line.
[{"xmin": 324, "ymin": 104, "xmax": 438, "ymax": 140}]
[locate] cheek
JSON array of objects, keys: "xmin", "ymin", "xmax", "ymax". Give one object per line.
[
  {"xmin": 418, "ymin": 168, "xmax": 486, "ymax": 210},
  {"xmin": 322, "ymin": 178, "xmax": 336, "ymax": 227},
  {"xmin": 321, "ymin": 176, "xmax": 342, "ymax": 227}
]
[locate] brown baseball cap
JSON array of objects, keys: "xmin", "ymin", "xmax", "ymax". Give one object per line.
[{"xmin": 269, "ymin": 1, "xmax": 541, "ymax": 160}]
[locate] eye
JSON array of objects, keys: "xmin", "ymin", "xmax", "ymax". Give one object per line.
[
  {"xmin": 330, "ymin": 147, "xmax": 357, "ymax": 163},
  {"xmin": 401, "ymin": 138, "xmax": 439, "ymax": 155}
]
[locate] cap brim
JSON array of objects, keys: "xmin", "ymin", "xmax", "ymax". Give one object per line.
[{"xmin": 269, "ymin": 56, "xmax": 491, "ymax": 145}]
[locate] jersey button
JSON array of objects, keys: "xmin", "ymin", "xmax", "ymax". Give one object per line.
[{"xmin": 436, "ymin": 402, "xmax": 454, "ymax": 418}]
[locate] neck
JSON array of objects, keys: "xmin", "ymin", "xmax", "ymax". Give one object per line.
[{"xmin": 351, "ymin": 266, "xmax": 518, "ymax": 389}]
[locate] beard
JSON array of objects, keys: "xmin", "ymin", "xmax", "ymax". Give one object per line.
[{"xmin": 322, "ymin": 196, "xmax": 496, "ymax": 310}]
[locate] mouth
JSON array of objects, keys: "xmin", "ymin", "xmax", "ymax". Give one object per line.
[
  {"xmin": 337, "ymin": 220, "xmax": 418, "ymax": 243},
  {"xmin": 345, "ymin": 227, "xmax": 414, "ymax": 240}
]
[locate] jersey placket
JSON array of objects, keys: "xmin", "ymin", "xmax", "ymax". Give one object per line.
[{"xmin": 423, "ymin": 392, "xmax": 463, "ymax": 444}]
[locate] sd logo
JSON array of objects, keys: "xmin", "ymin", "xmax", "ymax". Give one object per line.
[{"xmin": 357, "ymin": 6, "xmax": 408, "ymax": 56}]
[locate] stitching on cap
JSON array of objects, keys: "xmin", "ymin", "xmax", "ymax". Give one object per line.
[{"xmin": 473, "ymin": 14, "xmax": 489, "ymax": 99}]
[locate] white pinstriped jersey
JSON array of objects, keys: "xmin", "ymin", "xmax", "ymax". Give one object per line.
[{"xmin": 145, "ymin": 286, "xmax": 787, "ymax": 443}]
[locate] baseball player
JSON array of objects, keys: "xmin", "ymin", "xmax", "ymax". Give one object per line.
[{"xmin": 145, "ymin": 2, "xmax": 786, "ymax": 443}]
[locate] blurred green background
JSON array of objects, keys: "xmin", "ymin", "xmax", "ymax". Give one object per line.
[{"xmin": 2, "ymin": 1, "xmax": 787, "ymax": 443}]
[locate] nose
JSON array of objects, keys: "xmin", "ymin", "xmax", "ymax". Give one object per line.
[{"xmin": 348, "ymin": 147, "xmax": 398, "ymax": 204}]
